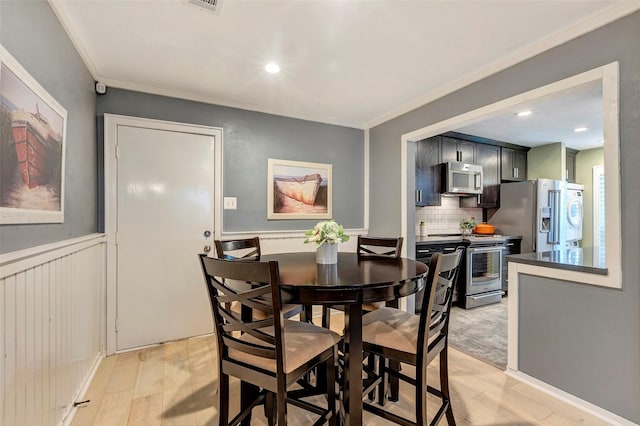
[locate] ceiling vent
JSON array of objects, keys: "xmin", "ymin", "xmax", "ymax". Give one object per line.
[{"xmin": 188, "ymin": 0, "xmax": 223, "ymax": 14}]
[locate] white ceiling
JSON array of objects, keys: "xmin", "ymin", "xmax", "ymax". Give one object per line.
[
  {"xmin": 455, "ymin": 80, "xmax": 604, "ymax": 150},
  {"xmin": 51, "ymin": 0, "xmax": 637, "ymax": 129}
]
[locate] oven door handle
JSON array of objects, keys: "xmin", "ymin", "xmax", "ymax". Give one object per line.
[{"xmin": 468, "ymin": 246, "xmax": 504, "ymax": 253}]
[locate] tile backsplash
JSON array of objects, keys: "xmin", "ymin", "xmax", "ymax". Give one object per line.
[{"xmin": 416, "ymin": 197, "xmax": 482, "ymax": 235}]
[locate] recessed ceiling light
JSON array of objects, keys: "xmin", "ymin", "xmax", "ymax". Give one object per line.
[
  {"xmin": 574, "ymin": 127, "xmax": 588, "ymax": 133},
  {"xmin": 265, "ymin": 63, "xmax": 280, "ymax": 74},
  {"xmin": 516, "ymin": 110, "xmax": 532, "ymax": 117}
]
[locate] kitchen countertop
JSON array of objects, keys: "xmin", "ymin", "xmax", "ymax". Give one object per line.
[
  {"xmin": 416, "ymin": 235, "xmax": 522, "ymax": 244},
  {"xmin": 506, "ymin": 247, "xmax": 608, "ymax": 275}
]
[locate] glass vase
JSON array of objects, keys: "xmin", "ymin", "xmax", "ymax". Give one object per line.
[{"xmin": 316, "ymin": 242, "xmax": 338, "ymax": 264}]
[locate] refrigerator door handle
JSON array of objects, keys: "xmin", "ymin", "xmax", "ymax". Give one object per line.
[{"xmin": 548, "ymin": 190, "xmax": 561, "ymax": 244}]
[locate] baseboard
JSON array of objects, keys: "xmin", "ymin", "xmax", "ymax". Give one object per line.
[
  {"xmin": 505, "ymin": 369, "xmax": 637, "ymax": 426},
  {"xmin": 60, "ymin": 352, "xmax": 105, "ymax": 426}
]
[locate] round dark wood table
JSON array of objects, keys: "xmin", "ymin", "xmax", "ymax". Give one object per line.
[{"xmin": 261, "ymin": 252, "xmax": 428, "ymax": 426}]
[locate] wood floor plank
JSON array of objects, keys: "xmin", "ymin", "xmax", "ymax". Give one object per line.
[
  {"xmin": 92, "ymin": 389, "xmax": 134, "ymax": 426},
  {"xmin": 133, "ymin": 345, "xmax": 165, "ymax": 399},
  {"xmin": 107, "ymin": 351, "xmax": 141, "ymax": 394},
  {"xmin": 161, "ymin": 339, "xmax": 199, "ymax": 426},
  {"xmin": 128, "ymin": 393, "xmax": 163, "ymax": 426},
  {"xmin": 71, "ymin": 331, "xmax": 614, "ymax": 426}
]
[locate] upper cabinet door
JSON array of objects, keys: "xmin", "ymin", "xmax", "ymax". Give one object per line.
[
  {"xmin": 415, "ymin": 137, "xmax": 441, "ymax": 206},
  {"xmin": 440, "ymin": 136, "xmax": 476, "ymax": 163},
  {"xmin": 501, "ymin": 147, "xmax": 528, "ymax": 181},
  {"xmin": 440, "ymin": 137, "xmax": 460, "ymax": 163},
  {"xmin": 458, "ymin": 141, "xmax": 476, "ymax": 164},
  {"xmin": 566, "ymin": 149, "xmax": 577, "ymax": 183},
  {"xmin": 476, "ymin": 144, "xmax": 500, "ymax": 208}
]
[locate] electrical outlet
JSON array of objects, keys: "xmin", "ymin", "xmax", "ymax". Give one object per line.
[{"xmin": 223, "ymin": 197, "xmax": 237, "ymax": 210}]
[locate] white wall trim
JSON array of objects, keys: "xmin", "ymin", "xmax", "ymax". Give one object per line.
[
  {"xmin": 0, "ymin": 233, "xmax": 105, "ymax": 278},
  {"xmin": 103, "ymin": 114, "xmax": 223, "ymax": 354},
  {"xmin": 47, "ymin": 0, "xmax": 99, "ymax": 79},
  {"xmin": 364, "ymin": 129, "xmax": 370, "ymax": 231},
  {"xmin": 506, "ymin": 369, "xmax": 637, "ymax": 426},
  {"xmin": 400, "ymin": 62, "xmax": 621, "ymax": 289},
  {"xmin": 60, "ymin": 353, "xmax": 104, "ymax": 426}
]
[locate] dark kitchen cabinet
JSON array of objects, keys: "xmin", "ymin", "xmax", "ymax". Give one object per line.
[
  {"xmin": 441, "ymin": 136, "xmax": 475, "ymax": 164},
  {"xmin": 475, "ymin": 143, "xmax": 500, "ymax": 208},
  {"xmin": 415, "ymin": 242, "xmax": 466, "ymax": 310},
  {"xmin": 458, "ymin": 143, "xmax": 501, "ymax": 209},
  {"xmin": 566, "ymin": 148, "xmax": 578, "ymax": 183},
  {"xmin": 502, "ymin": 238, "xmax": 522, "ymax": 293},
  {"xmin": 415, "ymin": 136, "xmax": 441, "ymax": 206},
  {"xmin": 501, "ymin": 147, "xmax": 528, "ymax": 181}
]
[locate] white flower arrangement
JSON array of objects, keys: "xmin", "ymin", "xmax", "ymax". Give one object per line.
[{"xmin": 304, "ymin": 219, "xmax": 350, "ymax": 247}]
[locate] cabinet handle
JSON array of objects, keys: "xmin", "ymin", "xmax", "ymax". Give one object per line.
[{"xmin": 506, "ymin": 243, "xmax": 515, "ymax": 246}]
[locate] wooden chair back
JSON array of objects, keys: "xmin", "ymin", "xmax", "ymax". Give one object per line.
[
  {"xmin": 357, "ymin": 236, "xmax": 403, "ymax": 260},
  {"xmin": 198, "ymin": 254, "xmax": 285, "ymax": 371},
  {"xmin": 214, "ymin": 237, "xmax": 261, "ymax": 260},
  {"xmin": 420, "ymin": 247, "xmax": 464, "ymax": 365}
]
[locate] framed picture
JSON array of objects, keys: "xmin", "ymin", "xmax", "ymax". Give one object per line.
[
  {"xmin": 267, "ymin": 158, "xmax": 332, "ymax": 220},
  {"xmin": 0, "ymin": 44, "xmax": 67, "ymax": 224}
]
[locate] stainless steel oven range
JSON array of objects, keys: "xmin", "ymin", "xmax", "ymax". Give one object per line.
[{"xmin": 464, "ymin": 236, "xmax": 506, "ymax": 309}]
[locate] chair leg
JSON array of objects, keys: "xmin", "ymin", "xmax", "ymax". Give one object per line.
[
  {"xmin": 322, "ymin": 306, "xmax": 331, "ymax": 329},
  {"xmin": 389, "ymin": 360, "xmax": 401, "ymax": 402},
  {"xmin": 327, "ymin": 351, "xmax": 338, "ymax": 426},
  {"xmin": 265, "ymin": 392, "xmax": 276, "ymax": 426},
  {"xmin": 240, "ymin": 381, "xmax": 259, "ymax": 426},
  {"xmin": 277, "ymin": 388, "xmax": 288, "ymax": 425},
  {"xmin": 367, "ymin": 353, "xmax": 376, "ymax": 401},
  {"xmin": 417, "ymin": 374, "xmax": 428, "ymax": 426},
  {"xmin": 440, "ymin": 346, "xmax": 456, "ymax": 425},
  {"xmin": 377, "ymin": 355, "xmax": 388, "ymax": 406},
  {"xmin": 218, "ymin": 372, "xmax": 230, "ymax": 426}
]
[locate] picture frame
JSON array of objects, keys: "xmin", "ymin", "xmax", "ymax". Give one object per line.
[
  {"xmin": 0, "ymin": 44, "xmax": 67, "ymax": 224},
  {"xmin": 267, "ymin": 158, "xmax": 332, "ymax": 220}
]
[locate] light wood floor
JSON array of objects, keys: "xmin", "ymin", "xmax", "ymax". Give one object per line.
[{"xmin": 72, "ymin": 316, "xmax": 610, "ymax": 426}]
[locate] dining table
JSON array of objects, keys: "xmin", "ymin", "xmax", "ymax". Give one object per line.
[{"xmin": 260, "ymin": 251, "xmax": 428, "ymax": 426}]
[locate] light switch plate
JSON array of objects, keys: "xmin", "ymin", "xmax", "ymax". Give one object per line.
[{"xmin": 223, "ymin": 197, "xmax": 237, "ymax": 210}]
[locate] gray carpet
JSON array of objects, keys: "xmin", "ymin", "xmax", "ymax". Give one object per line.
[{"xmin": 448, "ymin": 298, "xmax": 507, "ymax": 369}]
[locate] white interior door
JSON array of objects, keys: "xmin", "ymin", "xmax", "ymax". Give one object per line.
[{"xmin": 116, "ymin": 125, "xmax": 215, "ymax": 350}]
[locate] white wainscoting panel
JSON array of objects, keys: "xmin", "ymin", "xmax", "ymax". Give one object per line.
[
  {"xmin": 0, "ymin": 234, "xmax": 106, "ymax": 426},
  {"xmin": 218, "ymin": 229, "xmax": 364, "ymax": 256}
]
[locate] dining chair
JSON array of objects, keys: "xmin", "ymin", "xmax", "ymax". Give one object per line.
[
  {"xmin": 322, "ymin": 235, "xmax": 404, "ymax": 329},
  {"xmin": 215, "ymin": 237, "xmax": 305, "ymax": 320},
  {"xmin": 199, "ymin": 254, "xmax": 339, "ymax": 425},
  {"xmin": 357, "ymin": 235, "xmax": 404, "ymax": 260},
  {"xmin": 361, "ymin": 247, "xmax": 464, "ymax": 425}
]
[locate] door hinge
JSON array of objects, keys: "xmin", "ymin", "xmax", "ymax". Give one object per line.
[
  {"xmin": 115, "ymin": 144, "xmax": 120, "ymax": 159},
  {"xmin": 115, "ymin": 318, "xmax": 119, "ymax": 332}
]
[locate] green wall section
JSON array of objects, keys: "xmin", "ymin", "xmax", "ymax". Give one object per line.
[
  {"xmin": 527, "ymin": 142, "xmax": 565, "ymax": 180},
  {"xmin": 575, "ymin": 147, "xmax": 604, "ymax": 248}
]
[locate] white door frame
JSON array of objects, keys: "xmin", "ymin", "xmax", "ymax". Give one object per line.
[{"xmin": 104, "ymin": 114, "xmax": 223, "ymax": 354}]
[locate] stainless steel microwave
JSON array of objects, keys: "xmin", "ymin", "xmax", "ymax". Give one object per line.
[{"xmin": 441, "ymin": 162, "xmax": 483, "ymax": 195}]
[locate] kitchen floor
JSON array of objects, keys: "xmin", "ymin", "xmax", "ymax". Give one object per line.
[{"xmin": 448, "ymin": 297, "xmax": 508, "ymax": 369}]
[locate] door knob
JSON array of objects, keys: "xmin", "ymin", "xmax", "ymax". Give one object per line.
[{"xmin": 203, "ymin": 245, "xmax": 211, "ymax": 254}]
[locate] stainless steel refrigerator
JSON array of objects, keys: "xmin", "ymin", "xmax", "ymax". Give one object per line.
[{"xmin": 489, "ymin": 179, "xmax": 566, "ymax": 253}]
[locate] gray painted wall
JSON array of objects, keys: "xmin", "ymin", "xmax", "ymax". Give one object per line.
[
  {"xmin": 0, "ymin": 1, "xmax": 97, "ymax": 254},
  {"xmin": 96, "ymin": 89, "xmax": 365, "ymax": 232},
  {"xmin": 370, "ymin": 11, "xmax": 640, "ymax": 422}
]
